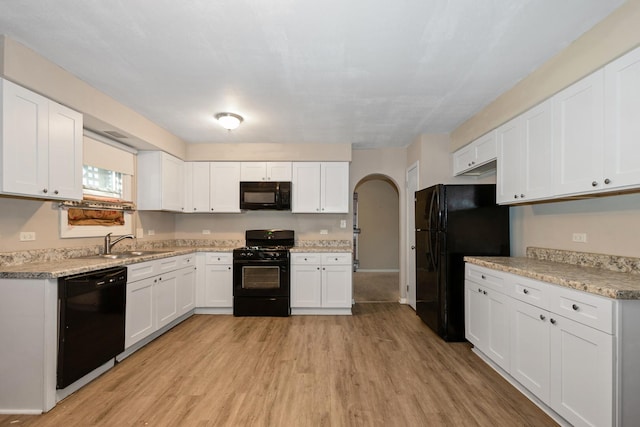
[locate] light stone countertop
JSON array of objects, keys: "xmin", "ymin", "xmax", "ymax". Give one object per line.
[
  {"xmin": 465, "ymin": 256, "xmax": 640, "ymax": 300},
  {"xmin": 0, "ymin": 243, "xmax": 352, "ymax": 279}
]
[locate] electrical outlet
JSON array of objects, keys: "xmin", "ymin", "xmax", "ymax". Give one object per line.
[
  {"xmin": 320, "ymin": 229, "xmax": 329, "ymax": 235},
  {"xmin": 340, "ymin": 219, "xmax": 347, "ymax": 229},
  {"xmin": 202, "ymin": 229, "xmax": 211, "ymax": 235},
  {"xmin": 148, "ymin": 229, "xmax": 155, "ymax": 236},
  {"xmin": 20, "ymin": 231, "xmax": 36, "ymax": 241},
  {"xmin": 572, "ymin": 233, "xmax": 587, "ymax": 243}
]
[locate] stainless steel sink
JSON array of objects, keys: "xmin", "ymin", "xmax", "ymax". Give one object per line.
[{"xmin": 81, "ymin": 250, "xmax": 171, "ymax": 260}]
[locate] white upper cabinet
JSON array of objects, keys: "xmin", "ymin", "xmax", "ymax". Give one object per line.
[
  {"xmin": 210, "ymin": 162, "xmax": 241, "ymax": 213},
  {"xmin": 603, "ymin": 46, "xmax": 640, "ymax": 190},
  {"xmin": 497, "ymin": 100, "xmax": 553, "ymax": 205},
  {"xmin": 0, "ymin": 78, "xmax": 83, "ymax": 201},
  {"xmin": 292, "ymin": 162, "xmax": 349, "ymax": 213},
  {"xmin": 240, "ymin": 162, "xmax": 292, "ymax": 181},
  {"xmin": 320, "ymin": 162, "xmax": 349, "ymax": 213},
  {"xmin": 453, "ymin": 130, "xmax": 497, "ymax": 176},
  {"xmin": 553, "ymin": 69, "xmax": 605, "ymax": 196},
  {"xmin": 184, "ymin": 162, "xmax": 210, "ymax": 213},
  {"xmin": 137, "ymin": 151, "xmax": 185, "ymax": 212}
]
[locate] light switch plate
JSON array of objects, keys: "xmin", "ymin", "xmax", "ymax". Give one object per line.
[
  {"xmin": 340, "ymin": 220, "xmax": 347, "ymax": 228},
  {"xmin": 320, "ymin": 229, "xmax": 329, "ymax": 235},
  {"xmin": 19, "ymin": 231, "xmax": 36, "ymax": 241}
]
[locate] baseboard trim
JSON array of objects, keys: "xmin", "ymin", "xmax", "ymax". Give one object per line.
[{"xmin": 356, "ymin": 269, "xmax": 400, "ymax": 273}]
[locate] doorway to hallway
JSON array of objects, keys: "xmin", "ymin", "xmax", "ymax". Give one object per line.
[{"xmin": 353, "ymin": 174, "xmax": 400, "ymax": 302}]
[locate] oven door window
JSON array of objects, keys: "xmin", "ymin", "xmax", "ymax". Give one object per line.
[{"xmin": 242, "ymin": 266, "xmax": 281, "ymax": 290}]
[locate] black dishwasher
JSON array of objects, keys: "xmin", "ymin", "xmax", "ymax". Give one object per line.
[{"xmin": 57, "ymin": 266, "xmax": 127, "ymax": 389}]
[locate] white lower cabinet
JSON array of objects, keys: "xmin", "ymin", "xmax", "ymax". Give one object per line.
[
  {"xmin": 549, "ymin": 314, "xmax": 613, "ymax": 427},
  {"xmin": 465, "ymin": 263, "xmax": 627, "ymax": 427},
  {"xmin": 291, "ymin": 253, "xmax": 352, "ymax": 314},
  {"xmin": 465, "ymin": 282, "xmax": 511, "ymax": 372},
  {"xmin": 196, "ymin": 252, "xmax": 233, "ymax": 311},
  {"xmin": 125, "ymin": 276, "xmax": 155, "ymax": 349},
  {"xmin": 125, "ymin": 255, "xmax": 196, "ymax": 349}
]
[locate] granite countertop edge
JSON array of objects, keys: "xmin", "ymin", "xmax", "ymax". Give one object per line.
[
  {"xmin": 464, "ymin": 256, "xmax": 640, "ymax": 300},
  {"xmin": 0, "ymin": 245, "xmax": 352, "ymax": 279}
]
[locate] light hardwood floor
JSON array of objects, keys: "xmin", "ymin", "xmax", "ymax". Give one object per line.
[
  {"xmin": 0, "ymin": 304, "xmax": 557, "ymax": 427},
  {"xmin": 353, "ymin": 272, "xmax": 399, "ymax": 302}
]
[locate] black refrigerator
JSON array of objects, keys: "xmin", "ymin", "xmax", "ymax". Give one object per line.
[{"xmin": 415, "ymin": 184, "xmax": 509, "ymax": 341}]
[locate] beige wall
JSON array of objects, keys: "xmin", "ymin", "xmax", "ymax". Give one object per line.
[
  {"xmin": 451, "ymin": 0, "xmax": 640, "ymax": 151},
  {"xmin": 450, "ymin": 0, "xmax": 640, "ymax": 258},
  {"xmin": 355, "ymin": 179, "xmax": 399, "ymax": 271},
  {"xmin": 186, "ymin": 143, "xmax": 352, "ymax": 161}
]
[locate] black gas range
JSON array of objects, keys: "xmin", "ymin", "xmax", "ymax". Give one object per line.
[{"xmin": 232, "ymin": 230, "xmax": 294, "ymax": 317}]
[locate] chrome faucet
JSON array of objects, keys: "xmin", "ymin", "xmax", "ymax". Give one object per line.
[{"xmin": 104, "ymin": 232, "xmax": 135, "ymax": 254}]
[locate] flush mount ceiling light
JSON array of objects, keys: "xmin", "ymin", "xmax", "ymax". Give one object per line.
[{"xmin": 214, "ymin": 112, "xmax": 244, "ymax": 130}]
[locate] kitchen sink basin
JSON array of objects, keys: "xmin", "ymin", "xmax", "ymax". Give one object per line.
[{"xmin": 81, "ymin": 250, "xmax": 171, "ymax": 260}]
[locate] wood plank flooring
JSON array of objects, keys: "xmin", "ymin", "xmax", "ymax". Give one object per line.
[
  {"xmin": 0, "ymin": 304, "xmax": 557, "ymax": 427},
  {"xmin": 353, "ymin": 272, "xmax": 399, "ymax": 302}
]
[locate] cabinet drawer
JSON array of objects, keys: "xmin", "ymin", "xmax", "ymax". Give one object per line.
[
  {"xmin": 291, "ymin": 253, "xmax": 321, "ymax": 265},
  {"xmin": 550, "ymin": 286, "xmax": 614, "ymax": 334},
  {"xmin": 157, "ymin": 256, "xmax": 180, "ymax": 273},
  {"xmin": 179, "ymin": 254, "xmax": 196, "ymax": 268},
  {"xmin": 466, "ymin": 264, "xmax": 509, "ymax": 294},
  {"xmin": 128, "ymin": 260, "xmax": 158, "ymax": 282},
  {"xmin": 205, "ymin": 253, "xmax": 232, "ymax": 264},
  {"xmin": 510, "ymin": 275, "xmax": 550, "ymax": 310},
  {"xmin": 321, "ymin": 253, "xmax": 351, "ymax": 265}
]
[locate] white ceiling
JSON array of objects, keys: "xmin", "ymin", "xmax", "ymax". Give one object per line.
[{"xmin": 0, "ymin": 0, "xmax": 625, "ymax": 149}]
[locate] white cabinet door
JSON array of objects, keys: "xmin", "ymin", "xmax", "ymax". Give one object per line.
[
  {"xmin": 291, "ymin": 264, "xmax": 322, "ymax": 308},
  {"xmin": 47, "ymin": 101, "xmax": 82, "ymax": 200},
  {"xmin": 161, "ymin": 154, "xmax": 185, "ymax": 212},
  {"xmin": 155, "ymin": 271, "xmax": 178, "ymax": 330},
  {"xmin": 320, "ymin": 162, "xmax": 349, "ymax": 213},
  {"xmin": 266, "ymin": 162, "xmax": 292, "ymax": 181},
  {"xmin": 496, "ymin": 117, "xmax": 523, "ymax": 204},
  {"xmin": 202, "ymin": 264, "xmax": 233, "ymax": 307},
  {"xmin": 125, "ymin": 276, "xmax": 155, "ymax": 348},
  {"xmin": 521, "ymin": 100, "xmax": 553, "ymax": 202},
  {"xmin": 485, "ymin": 288, "xmax": 511, "ymax": 372},
  {"xmin": 240, "ymin": 162, "xmax": 267, "ymax": 181},
  {"xmin": 549, "ymin": 315, "xmax": 613, "ymax": 427},
  {"xmin": 176, "ymin": 266, "xmax": 196, "ymax": 316},
  {"xmin": 553, "ymin": 70, "xmax": 604, "ymax": 196},
  {"xmin": 210, "ymin": 162, "xmax": 240, "ymax": 213},
  {"xmin": 510, "ymin": 299, "xmax": 550, "ymax": 403},
  {"xmin": 453, "ymin": 144, "xmax": 476, "ymax": 175},
  {"xmin": 292, "ymin": 162, "xmax": 321, "ymax": 213},
  {"xmin": 138, "ymin": 152, "xmax": 185, "ymax": 212},
  {"xmin": 465, "ymin": 283, "xmax": 489, "ymax": 348},
  {"xmin": 185, "ymin": 162, "xmax": 210, "ymax": 212},
  {"xmin": 604, "ymin": 46, "xmax": 640, "ymax": 190},
  {"xmin": 321, "ymin": 264, "xmax": 352, "ymax": 308},
  {"xmin": 1, "ymin": 79, "xmax": 49, "ymax": 198}
]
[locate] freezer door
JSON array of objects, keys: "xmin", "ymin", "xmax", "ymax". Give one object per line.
[{"xmin": 415, "ymin": 229, "xmax": 441, "ymax": 335}]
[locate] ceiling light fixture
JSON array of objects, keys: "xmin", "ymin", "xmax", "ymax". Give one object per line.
[{"xmin": 214, "ymin": 112, "xmax": 244, "ymax": 130}]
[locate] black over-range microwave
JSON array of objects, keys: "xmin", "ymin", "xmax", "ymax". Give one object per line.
[{"xmin": 240, "ymin": 181, "xmax": 291, "ymax": 211}]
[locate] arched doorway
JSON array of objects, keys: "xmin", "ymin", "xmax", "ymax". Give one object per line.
[{"xmin": 353, "ymin": 174, "xmax": 400, "ymax": 303}]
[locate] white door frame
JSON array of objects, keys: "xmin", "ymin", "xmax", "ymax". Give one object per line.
[{"xmin": 405, "ymin": 161, "xmax": 419, "ymax": 308}]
